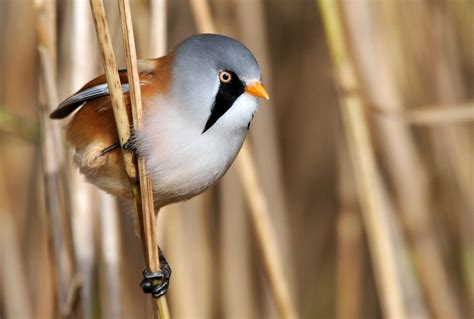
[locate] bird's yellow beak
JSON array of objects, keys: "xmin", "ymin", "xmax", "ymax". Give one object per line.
[{"xmin": 244, "ymin": 82, "xmax": 270, "ymax": 100}]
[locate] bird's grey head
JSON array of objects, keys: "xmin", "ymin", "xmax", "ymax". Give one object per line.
[{"xmin": 170, "ymin": 34, "xmax": 266, "ymax": 134}]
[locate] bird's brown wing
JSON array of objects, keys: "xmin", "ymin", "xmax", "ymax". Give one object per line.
[
  {"xmin": 52, "ymin": 56, "xmax": 173, "ymax": 146},
  {"xmin": 50, "ymin": 59, "xmax": 160, "ymax": 119},
  {"xmin": 47, "ymin": 57, "xmax": 173, "ymax": 197},
  {"xmin": 53, "ymin": 56, "xmax": 172, "ymax": 148}
]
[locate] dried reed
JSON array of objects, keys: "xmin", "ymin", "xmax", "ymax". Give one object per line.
[
  {"xmin": 236, "ymin": 143, "xmax": 298, "ymax": 318},
  {"xmin": 0, "ymin": 160, "xmax": 33, "ymax": 319},
  {"xmin": 118, "ymin": 0, "xmax": 170, "ymax": 316},
  {"xmin": 341, "ymin": 2, "xmax": 463, "ymax": 317},
  {"xmin": 89, "ymin": 0, "xmax": 169, "ymax": 317},
  {"xmin": 318, "ymin": 1, "xmax": 409, "ymax": 318},
  {"xmin": 98, "ymin": 192, "xmax": 123, "ymax": 318},
  {"xmin": 89, "ymin": 0, "xmax": 135, "ymax": 179},
  {"xmin": 189, "ymin": 0, "xmax": 298, "ymax": 317},
  {"xmin": 149, "ymin": 0, "xmax": 167, "ymax": 59},
  {"xmin": 36, "ymin": 0, "xmax": 78, "ymax": 316},
  {"xmin": 220, "ymin": 167, "xmax": 257, "ymax": 318},
  {"xmin": 336, "ymin": 143, "xmax": 363, "ymax": 319},
  {"xmin": 235, "ymin": 0, "xmax": 293, "ymax": 279},
  {"xmin": 60, "ymin": 2, "xmax": 98, "ymax": 318}
]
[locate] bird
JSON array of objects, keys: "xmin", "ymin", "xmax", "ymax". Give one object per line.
[{"xmin": 50, "ymin": 33, "xmax": 269, "ymax": 297}]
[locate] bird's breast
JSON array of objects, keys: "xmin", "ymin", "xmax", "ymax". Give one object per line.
[{"xmin": 135, "ymin": 102, "xmax": 248, "ymax": 207}]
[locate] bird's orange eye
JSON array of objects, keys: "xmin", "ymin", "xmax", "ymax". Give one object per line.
[{"xmin": 219, "ymin": 71, "xmax": 232, "ymax": 83}]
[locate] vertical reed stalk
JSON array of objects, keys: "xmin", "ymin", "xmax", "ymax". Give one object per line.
[
  {"xmin": 207, "ymin": 7, "xmax": 257, "ymax": 314},
  {"xmin": 318, "ymin": 1, "xmax": 407, "ymax": 318},
  {"xmin": 0, "ymin": 213, "xmax": 34, "ymax": 318},
  {"xmin": 341, "ymin": 2, "xmax": 463, "ymax": 317},
  {"xmin": 189, "ymin": 0, "xmax": 216, "ymax": 33},
  {"xmin": 118, "ymin": 0, "xmax": 170, "ymax": 316},
  {"xmin": 149, "ymin": 0, "xmax": 167, "ymax": 58},
  {"xmin": 167, "ymin": 197, "xmax": 215, "ymax": 318},
  {"xmin": 236, "ymin": 143, "xmax": 298, "ymax": 318},
  {"xmin": 336, "ymin": 143, "xmax": 363, "ymax": 319},
  {"xmin": 89, "ymin": 0, "xmax": 169, "ymax": 317},
  {"xmin": 189, "ymin": 0, "xmax": 298, "ymax": 317},
  {"xmin": 235, "ymin": 0, "xmax": 293, "ymax": 281},
  {"xmin": 162, "ymin": 206, "xmax": 200, "ymax": 317},
  {"xmin": 220, "ymin": 167, "xmax": 257, "ymax": 318},
  {"xmin": 0, "ymin": 160, "xmax": 33, "ymax": 319},
  {"xmin": 36, "ymin": 0, "xmax": 78, "ymax": 316},
  {"xmin": 61, "ymin": 2, "xmax": 98, "ymax": 317},
  {"xmin": 70, "ymin": 170, "xmax": 96, "ymax": 319},
  {"xmin": 428, "ymin": 4, "xmax": 474, "ymax": 311},
  {"xmin": 98, "ymin": 192, "xmax": 123, "ymax": 318},
  {"xmin": 89, "ymin": 0, "xmax": 136, "ymax": 179}
]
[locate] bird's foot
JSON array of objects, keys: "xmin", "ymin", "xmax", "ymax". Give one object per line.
[
  {"xmin": 99, "ymin": 131, "xmax": 136, "ymax": 156},
  {"xmin": 122, "ymin": 130, "xmax": 137, "ymax": 153},
  {"xmin": 140, "ymin": 252, "xmax": 172, "ymax": 298}
]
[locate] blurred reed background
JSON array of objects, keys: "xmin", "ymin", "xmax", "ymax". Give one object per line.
[{"xmin": 0, "ymin": 0, "xmax": 473, "ymax": 318}]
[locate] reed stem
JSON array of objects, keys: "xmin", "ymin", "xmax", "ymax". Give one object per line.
[
  {"xmin": 118, "ymin": 0, "xmax": 170, "ymax": 316},
  {"xmin": 36, "ymin": 0, "xmax": 78, "ymax": 316},
  {"xmin": 89, "ymin": 0, "xmax": 169, "ymax": 317},
  {"xmin": 236, "ymin": 142, "xmax": 298, "ymax": 318},
  {"xmin": 341, "ymin": 2, "xmax": 463, "ymax": 317},
  {"xmin": 89, "ymin": 0, "xmax": 136, "ymax": 179},
  {"xmin": 318, "ymin": 1, "xmax": 407, "ymax": 318},
  {"xmin": 190, "ymin": 0, "xmax": 298, "ymax": 317}
]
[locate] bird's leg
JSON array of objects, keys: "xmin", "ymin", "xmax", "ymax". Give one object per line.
[
  {"xmin": 99, "ymin": 143, "xmax": 120, "ymax": 156},
  {"xmin": 99, "ymin": 130, "xmax": 137, "ymax": 157},
  {"xmin": 140, "ymin": 247, "xmax": 172, "ymax": 298}
]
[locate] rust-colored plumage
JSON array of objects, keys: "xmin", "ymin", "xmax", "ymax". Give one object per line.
[{"xmin": 52, "ymin": 54, "xmax": 173, "ymax": 197}]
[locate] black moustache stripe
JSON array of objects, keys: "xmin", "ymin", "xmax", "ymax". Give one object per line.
[{"xmin": 202, "ymin": 71, "xmax": 245, "ymax": 133}]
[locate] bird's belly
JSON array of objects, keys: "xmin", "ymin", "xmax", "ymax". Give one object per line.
[{"xmin": 141, "ymin": 131, "xmax": 245, "ymax": 207}]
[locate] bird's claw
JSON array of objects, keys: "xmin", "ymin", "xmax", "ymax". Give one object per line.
[
  {"xmin": 139, "ymin": 253, "xmax": 172, "ymax": 298},
  {"xmin": 122, "ymin": 129, "xmax": 137, "ymax": 153},
  {"xmin": 122, "ymin": 138, "xmax": 136, "ymax": 153},
  {"xmin": 140, "ymin": 270, "xmax": 169, "ymax": 298}
]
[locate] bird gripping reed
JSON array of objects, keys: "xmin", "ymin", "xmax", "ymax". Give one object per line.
[{"xmin": 89, "ymin": 0, "xmax": 170, "ymax": 317}]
